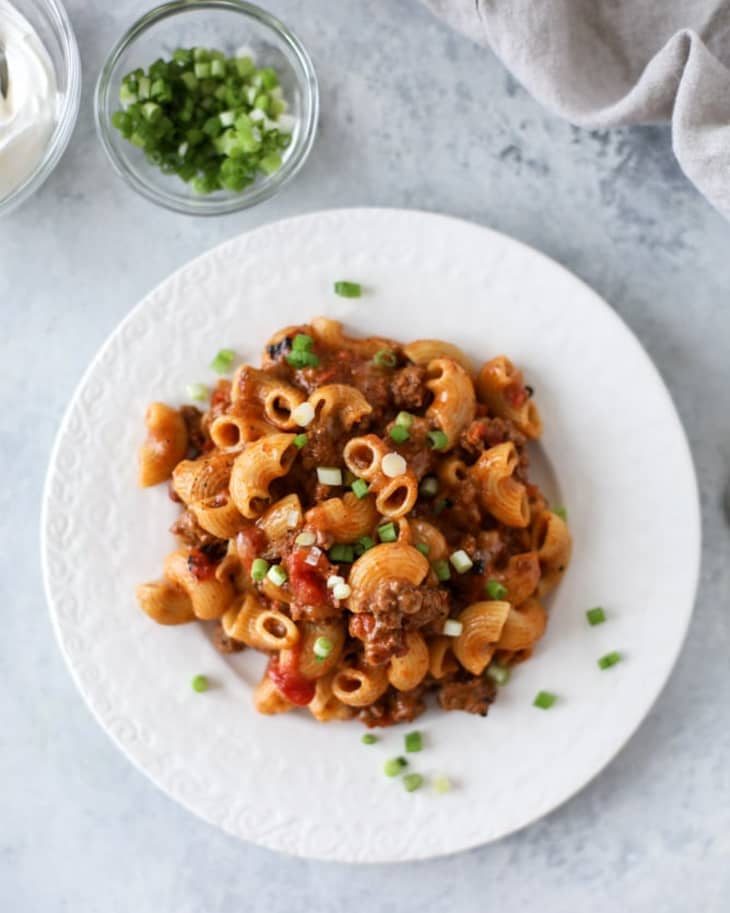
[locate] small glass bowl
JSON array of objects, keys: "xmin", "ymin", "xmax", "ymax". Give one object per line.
[
  {"xmin": 0, "ymin": 0, "xmax": 81, "ymax": 216},
  {"xmin": 94, "ymin": 0, "xmax": 318, "ymax": 216}
]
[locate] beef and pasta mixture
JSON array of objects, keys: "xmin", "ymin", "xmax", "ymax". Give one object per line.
[{"xmin": 136, "ymin": 318, "xmax": 572, "ymax": 726}]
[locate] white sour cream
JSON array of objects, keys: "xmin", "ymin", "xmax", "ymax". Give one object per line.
[{"xmin": 0, "ymin": 0, "xmax": 59, "ymax": 199}]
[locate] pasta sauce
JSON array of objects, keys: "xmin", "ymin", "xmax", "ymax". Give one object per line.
[{"xmin": 136, "ymin": 317, "xmax": 572, "ymax": 726}]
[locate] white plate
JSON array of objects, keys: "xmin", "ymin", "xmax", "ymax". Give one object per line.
[{"xmin": 42, "ymin": 209, "xmax": 700, "ymax": 862}]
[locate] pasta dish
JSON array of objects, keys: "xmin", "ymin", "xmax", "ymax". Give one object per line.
[{"xmin": 136, "ymin": 317, "xmax": 572, "ymax": 726}]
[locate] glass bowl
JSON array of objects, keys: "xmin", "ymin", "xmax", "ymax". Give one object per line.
[
  {"xmin": 94, "ymin": 0, "xmax": 318, "ymax": 216},
  {"xmin": 0, "ymin": 0, "xmax": 81, "ymax": 216}
]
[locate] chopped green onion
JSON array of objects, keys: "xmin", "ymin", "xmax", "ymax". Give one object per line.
[
  {"xmin": 395, "ymin": 411, "xmax": 414, "ymax": 428},
  {"xmin": 402, "ymin": 773, "xmax": 424, "ymax": 792},
  {"xmin": 334, "ymin": 280, "xmax": 362, "ymax": 298},
  {"xmin": 293, "ymin": 433, "xmax": 308, "ymax": 449},
  {"xmin": 442, "ymin": 618, "xmax": 462, "ymax": 637},
  {"xmin": 553, "ymin": 506, "xmax": 568, "ymax": 521},
  {"xmin": 373, "ymin": 348, "xmax": 397, "ymax": 368},
  {"xmin": 326, "ymin": 575, "xmax": 345, "ymax": 590},
  {"xmin": 292, "ymin": 333, "xmax": 314, "ymax": 352},
  {"xmin": 351, "ymin": 478, "xmax": 369, "ymax": 499},
  {"xmin": 286, "ymin": 350, "xmax": 320, "ymax": 369},
  {"xmin": 210, "ymin": 348, "xmax": 235, "ymax": 374},
  {"xmin": 485, "ymin": 579, "xmax": 508, "ymax": 600},
  {"xmin": 260, "ymin": 151, "xmax": 282, "ymax": 174},
  {"xmin": 377, "ymin": 522, "xmax": 397, "ymax": 543},
  {"xmin": 251, "ymin": 558, "xmax": 269, "ymax": 582},
  {"xmin": 486, "ymin": 663, "xmax": 511, "ymax": 686},
  {"xmin": 186, "ymin": 382, "xmax": 209, "ymax": 401},
  {"xmin": 433, "ymin": 775, "xmax": 452, "ymax": 795},
  {"xmin": 415, "ymin": 542, "xmax": 430, "ymax": 556},
  {"xmin": 361, "ymin": 733, "xmax": 378, "ymax": 745},
  {"xmin": 329, "ymin": 543, "xmax": 354, "ymax": 563},
  {"xmin": 191, "ymin": 674, "xmax": 208, "ymax": 693},
  {"xmin": 333, "ymin": 582, "xmax": 352, "ymax": 600},
  {"xmin": 427, "ymin": 429, "xmax": 449, "ymax": 450},
  {"xmin": 598, "ymin": 650, "xmax": 622, "ymax": 669},
  {"xmin": 291, "ymin": 402, "xmax": 315, "ymax": 427},
  {"xmin": 382, "ymin": 452, "xmax": 407, "ymax": 478},
  {"xmin": 313, "ymin": 636, "xmax": 333, "ymax": 660},
  {"xmin": 389, "ymin": 424, "xmax": 410, "ymax": 443},
  {"xmin": 355, "ymin": 535, "xmax": 375, "ymax": 554},
  {"xmin": 384, "ymin": 757, "xmax": 408, "ymax": 777},
  {"xmin": 433, "ymin": 498, "xmax": 452, "ymax": 516},
  {"xmin": 295, "ymin": 531, "xmax": 316, "ymax": 547},
  {"xmin": 404, "ymin": 731, "xmax": 423, "ymax": 753},
  {"xmin": 419, "ymin": 476, "xmax": 438, "ymax": 498},
  {"xmin": 449, "ymin": 549, "xmax": 473, "ymax": 574},
  {"xmin": 586, "ymin": 606, "xmax": 606, "ymax": 626},
  {"xmin": 533, "ymin": 690, "xmax": 557, "ymax": 709},
  {"xmin": 267, "ymin": 564, "xmax": 288, "ymax": 587},
  {"xmin": 432, "ymin": 559, "xmax": 451, "ymax": 582},
  {"xmin": 317, "ymin": 466, "xmax": 343, "ymax": 486}
]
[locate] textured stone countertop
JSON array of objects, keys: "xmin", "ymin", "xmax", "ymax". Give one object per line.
[{"xmin": 2, "ymin": 1, "xmax": 729, "ymax": 910}]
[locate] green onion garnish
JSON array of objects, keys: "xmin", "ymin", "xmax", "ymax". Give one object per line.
[
  {"xmin": 191, "ymin": 674, "xmax": 209, "ymax": 693},
  {"xmin": 598, "ymin": 650, "xmax": 622, "ymax": 670},
  {"xmin": 351, "ymin": 479, "xmax": 369, "ymax": 499},
  {"xmin": 415, "ymin": 542, "xmax": 430, "ymax": 556},
  {"xmin": 395, "ymin": 411, "xmax": 414, "ymax": 428},
  {"xmin": 586, "ymin": 606, "xmax": 606, "ymax": 626},
  {"xmin": 433, "ymin": 775, "xmax": 452, "ymax": 795},
  {"xmin": 317, "ymin": 466, "xmax": 342, "ymax": 486},
  {"xmin": 295, "ymin": 531, "xmax": 316, "ymax": 547},
  {"xmin": 389, "ymin": 424, "xmax": 410, "ymax": 443},
  {"xmin": 427, "ymin": 429, "xmax": 448, "ymax": 450},
  {"xmin": 251, "ymin": 558, "xmax": 269, "ymax": 582},
  {"xmin": 433, "ymin": 498, "xmax": 451, "ymax": 516},
  {"xmin": 210, "ymin": 348, "xmax": 235, "ymax": 374},
  {"xmin": 267, "ymin": 564, "xmax": 288, "ymax": 587},
  {"xmin": 404, "ymin": 731, "xmax": 423, "ymax": 753},
  {"xmin": 377, "ymin": 522, "xmax": 397, "ymax": 543},
  {"xmin": 384, "ymin": 757, "xmax": 408, "ymax": 777},
  {"xmin": 485, "ymin": 579, "xmax": 508, "ymax": 600},
  {"xmin": 402, "ymin": 773, "xmax": 424, "ymax": 792},
  {"xmin": 486, "ymin": 663, "xmax": 511, "ymax": 686},
  {"xmin": 553, "ymin": 506, "xmax": 568, "ymax": 521},
  {"xmin": 355, "ymin": 535, "xmax": 375, "ymax": 554},
  {"xmin": 432, "ymin": 559, "xmax": 451, "ymax": 582},
  {"xmin": 373, "ymin": 348, "xmax": 397, "ymax": 368},
  {"xmin": 286, "ymin": 350, "xmax": 320, "ymax": 369},
  {"xmin": 329, "ymin": 543, "xmax": 355, "ymax": 563},
  {"xmin": 419, "ymin": 476, "xmax": 438, "ymax": 498},
  {"xmin": 334, "ymin": 280, "xmax": 362, "ymax": 298},
  {"xmin": 186, "ymin": 382, "xmax": 209, "ymax": 401},
  {"xmin": 293, "ymin": 433, "xmax": 308, "ymax": 449},
  {"xmin": 449, "ymin": 550, "xmax": 473, "ymax": 574},
  {"xmin": 292, "ymin": 333, "xmax": 314, "ymax": 352},
  {"xmin": 533, "ymin": 690, "xmax": 557, "ymax": 709},
  {"xmin": 313, "ymin": 636, "xmax": 333, "ymax": 660},
  {"xmin": 362, "ymin": 733, "xmax": 378, "ymax": 745}
]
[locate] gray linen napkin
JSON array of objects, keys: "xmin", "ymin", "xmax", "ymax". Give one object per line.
[{"xmin": 421, "ymin": 0, "xmax": 730, "ymax": 218}]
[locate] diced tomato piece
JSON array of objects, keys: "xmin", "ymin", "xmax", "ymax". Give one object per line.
[
  {"xmin": 236, "ymin": 526, "xmax": 268, "ymax": 575},
  {"xmin": 504, "ymin": 384, "xmax": 528, "ymax": 408},
  {"xmin": 286, "ymin": 548, "xmax": 332, "ymax": 610},
  {"xmin": 267, "ymin": 652, "xmax": 316, "ymax": 705},
  {"xmin": 186, "ymin": 542, "xmax": 226, "ymax": 581}
]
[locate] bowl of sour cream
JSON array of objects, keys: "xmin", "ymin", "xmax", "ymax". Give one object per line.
[{"xmin": 0, "ymin": 0, "xmax": 80, "ymax": 215}]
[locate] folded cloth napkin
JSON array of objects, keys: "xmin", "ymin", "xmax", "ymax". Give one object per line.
[{"xmin": 421, "ymin": 0, "xmax": 730, "ymax": 218}]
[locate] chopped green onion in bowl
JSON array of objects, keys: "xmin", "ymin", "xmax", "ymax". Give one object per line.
[{"xmin": 334, "ymin": 280, "xmax": 362, "ymax": 298}]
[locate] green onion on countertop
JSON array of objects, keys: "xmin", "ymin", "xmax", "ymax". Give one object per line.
[{"xmin": 113, "ymin": 48, "xmax": 294, "ymax": 194}]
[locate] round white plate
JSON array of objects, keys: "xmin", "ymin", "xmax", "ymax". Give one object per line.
[{"xmin": 42, "ymin": 209, "xmax": 700, "ymax": 862}]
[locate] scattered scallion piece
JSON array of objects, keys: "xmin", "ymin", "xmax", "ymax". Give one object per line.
[
  {"xmin": 313, "ymin": 636, "xmax": 333, "ymax": 660},
  {"xmin": 415, "ymin": 542, "xmax": 430, "ymax": 556},
  {"xmin": 329, "ymin": 543, "xmax": 355, "ymax": 563},
  {"xmin": 295, "ymin": 531, "xmax": 316, "ymax": 547},
  {"xmin": 251, "ymin": 557, "xmax": 269, "ymax": 582},
  {"xmin": 291, "ymin": 401, "xmax": 315, "ymax": 426},
  {"xmin": 373, "ymin": 348, "xmax": 397, "ymax": 368},
  {"xmin": 210, "ymin": 348, "xmax": 235, "ymax": 374},
  {"xmin": 486, "ymin": 663, "xmax": 511, "ymax": 686},
  {"xmin": 485, "ymin": 579, "xmax": 508, "ymax": 600},
  {"xmin": 586, "ymin": 606, "xmax": 606, "ymax": 626},
  {"xmin": 598, "ymin": 650, "xmax": 622, "ymax": 670},
  {"xmin": 292, "ymin": 333, "xmax": 314, "ymax": 352},
  {"xmin": 332, "ymin": 582, "xmax": 352, "ymax": 600},
  {"xmin": 186, "ymin": 382, "xmax": 209, "ymax": 401},
  {"xmin": 377, "ymin": 522, "xmax": 397, "ymax": 543},
  {"xmin": 553, "ymin": 506, "xmax": 568, "ymax": 521},
  {"xmin": 442, "ymin": 618, "xmax": 462, "ymax": 637},
  {"xmin": 286, "ymin": 350, "xmax": 320, "ymax": 369},
  {"xmin": 434, "ymin": 498, "xmax": 452, "ymax": 516},
  {"xmin": 427, "ymin": 429, "xmax": 448, "ymax": 451},
  {"xmin": 191, "ymin": 674, "xmax": 208, "ymax": 693},
  {"xmin": 389, "ymin": 424, "xmax": 410, "ymax": 444},
  {"xmin": 419, "ymin": 476, "xmax": 438, "ymax": 498},
  {"xmin": 432, "ymin": 559, "xmax": 451, "ymax": 582},
  {"xmin": 402, "ymin": 773, "xmax": 424, "ymax": 792},
  {"xmin": 404, "ymin": 731, "xmax": 423, "ymax": 753},
  {"xmin": 533, "ymin": 690, "xmax": 557, "ymax": 709},
  {"xmin": 449, "ymin": 549, "xmax": 473, "ymax": 574},
  {"xmin": 317, "ymin": 466, "xmax": 343, "ymax": 486},
  {"xmin": 384, "ymin": 757, "xmax": 408, "ymax": 777},
  {"xmin": 267, "ymin": 564, "xmax": 288, "ymax": 587},
  {"xmin": 326, "ymin": 575, "xmax": 345, "ymax": 590},
  {"xmin": 293, "ymin": 433, "xmax": 308, "ymax": 449},
  {"xmin": 361, "ymin": 733, "xmax": 378, "ymax": 745},
  {"xmin": 395, "ymin": 411, "xmax": 414, "ymax": 428},
  {"xmin": 355, "ymin": 535, "xmax": 375, "ymax": 554},
  {"xmin": 351, "ymin": 478, "xmax": 369, "ymax": 499},
  {"xmin": 433, "ymin": 775, "xmax": 452, "ymax": 795},
  {"xmin": 334, "ymin": 280, "xmax": 362, "ymax": 298}
]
